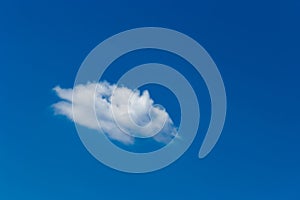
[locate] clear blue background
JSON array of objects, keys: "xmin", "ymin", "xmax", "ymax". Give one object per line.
[{"xmin": 0, "ymin": 0, "xmax": 299, "ymax": 199}]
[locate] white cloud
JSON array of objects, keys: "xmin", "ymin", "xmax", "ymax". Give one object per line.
[{"xmin": 52, "ymin": 82, "xmax": 177, "ymax": 144}]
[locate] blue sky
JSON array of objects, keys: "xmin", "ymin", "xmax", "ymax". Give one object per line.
[{"xmin": 0, "ymin": 0, "xmax": 299, "ymax": 199}]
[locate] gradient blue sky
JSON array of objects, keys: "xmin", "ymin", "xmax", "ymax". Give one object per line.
[{"xmin": 0, "ymin": 0, "xmax": 299, "ymax": 199}]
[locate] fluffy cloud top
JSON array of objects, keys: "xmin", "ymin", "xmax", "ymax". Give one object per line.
[{"xmin": 52, "ymin": 82, "xmax": 177, "ymax": 144}]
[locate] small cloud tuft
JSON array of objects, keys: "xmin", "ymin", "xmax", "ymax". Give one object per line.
[{"xmin": 52, "ymin": 82, "xmax": 177, "ymax": 144}]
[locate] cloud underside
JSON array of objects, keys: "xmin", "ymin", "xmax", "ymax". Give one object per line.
[{"xmin": 52, "ymin": 82, "xmax": 177, "ymax": 144}]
